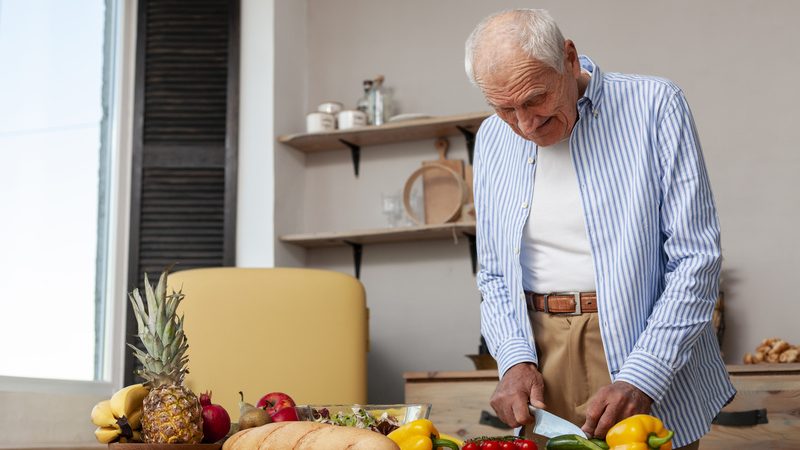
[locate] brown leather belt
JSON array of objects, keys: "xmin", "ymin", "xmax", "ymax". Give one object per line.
[{"xmin": 524, "ymin": 291, "xmax": 598, "ymax": 314}]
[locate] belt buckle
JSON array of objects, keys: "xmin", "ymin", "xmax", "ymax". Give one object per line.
[{"xmin": 550, "ymin": 291, "xmax": 582, "ymax": 315}]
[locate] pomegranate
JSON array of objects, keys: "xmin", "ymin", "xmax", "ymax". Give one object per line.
[{"xmin": 200, "ymin": 391, "xmax": 232, "ymax": 443}]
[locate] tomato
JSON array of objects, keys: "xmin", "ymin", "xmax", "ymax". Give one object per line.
[
  {"xmin": 462, "ymin": 444, "xmax": 479, "ymax": 450},
  {"xmin": 499, "ymin": 442, "xmax": 516, "ymax": 450},
  {"xmin": 481, "ymin": 441, "xmax": 501, "ymax": 450},
  {"xmin": 514, "ymin": 439, "xmax": 537, "ymax": 450}
]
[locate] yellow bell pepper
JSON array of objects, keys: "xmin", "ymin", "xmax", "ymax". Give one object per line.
[
  {"xmin": 605, "ymin": 414, "xmax": 674, "ymax": 450},
  {"xmin": 387, "ymin": 419, "xmax": 460, "ymax": 450},
  {"xmin": 439, "ymin": 433, "xmax": 464, "ymax": 447}
]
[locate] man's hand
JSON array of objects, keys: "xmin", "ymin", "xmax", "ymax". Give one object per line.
[
  {"xmin": 490, "ymin": 362, "xmax": 546, "ymax": 428},
  {"xmin": 582, "ymin": 381, "xmax": 653, "ymax": 438}
]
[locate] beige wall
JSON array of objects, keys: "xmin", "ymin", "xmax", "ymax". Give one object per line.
[{"xmin": 257, "ymin": 0, "xmax": 800, "ymax": 403}]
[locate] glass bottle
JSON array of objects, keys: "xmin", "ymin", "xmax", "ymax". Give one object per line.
[
  {"xmin": 372, "ymin": 75, "xmax": 387, "ymax": 126},
  {"xmin": 356, "ymin": 79, "xmax": 373, "ymax": 124}
]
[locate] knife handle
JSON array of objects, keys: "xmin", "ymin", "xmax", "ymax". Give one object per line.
[{"xmin": 479, "ymin": 410, "xmax": 512, "ymax": 429}]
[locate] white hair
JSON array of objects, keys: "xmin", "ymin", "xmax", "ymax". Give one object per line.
[{"xmin": 464, "ymin": 9, "xmax": 566, "ymax": 85}]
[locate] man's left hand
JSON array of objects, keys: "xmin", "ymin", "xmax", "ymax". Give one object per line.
[{"xmin": 581, "ymin": 381, "xmax": 653, "ymax": 438}]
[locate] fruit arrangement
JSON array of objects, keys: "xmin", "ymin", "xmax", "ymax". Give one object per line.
[
  {"xmin": 90, "ymin": 268, "xmax": 309, "ymax": 445},
  {"xmin": 743, "ymin": 337, "xmax": 799, "ymax": 364},
  {"xmin": 90, "ymin": 384, "xmax": 150, "ymax": 443}
]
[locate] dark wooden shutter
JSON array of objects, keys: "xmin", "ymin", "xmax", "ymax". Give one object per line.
[{"xmin": 125, "ymin": 0, "xmax": 240, "ymax": 384}]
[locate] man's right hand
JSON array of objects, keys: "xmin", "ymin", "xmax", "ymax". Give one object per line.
[{"xmin": 490, "ymin": 362, "xmax": 546, "ymax": 428}]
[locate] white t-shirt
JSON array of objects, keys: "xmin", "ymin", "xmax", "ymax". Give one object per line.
[{"xmin": 520, "ymin": 139, "xmax": 596, "ymax": 293}]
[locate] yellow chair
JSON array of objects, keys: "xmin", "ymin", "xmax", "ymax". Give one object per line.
[{"xmin": 167, "ymin": 267, "xmax": 368, "ymax": 419}]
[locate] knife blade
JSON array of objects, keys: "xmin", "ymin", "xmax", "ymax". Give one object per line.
[{"xmin": 528, "ymin": 404, "xmax": 588, "ymax": 438}]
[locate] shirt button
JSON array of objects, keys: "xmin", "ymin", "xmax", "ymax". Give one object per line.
[
  {"xmin": 527, "ymin": 157, "xmax": 534, "ymax": 164},
  {"xmin": 521, "ymin": 201, "xmax": 528, "ymax": 209},
  {"xmin": 513, "ymin": 248, "xmax": 520, "ymax": 255}
]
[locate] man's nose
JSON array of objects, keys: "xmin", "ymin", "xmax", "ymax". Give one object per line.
[{"xmin": 515, "ymin": 108, "xmax": 545, "ymax": 135}]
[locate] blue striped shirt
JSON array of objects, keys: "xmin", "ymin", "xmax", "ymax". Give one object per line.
[{"xmin": 474, "ymin": 56, "xmax": 735, "ymax": 446}]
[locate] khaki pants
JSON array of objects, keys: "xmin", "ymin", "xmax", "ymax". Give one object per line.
[{"xmin": 523, "ymin": 311, "xmax": 700, "ymax": 450}]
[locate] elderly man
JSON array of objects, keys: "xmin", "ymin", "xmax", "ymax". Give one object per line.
[{"xmin": 465, "ymin": 9, "xmax": 734, "ymax": 449}]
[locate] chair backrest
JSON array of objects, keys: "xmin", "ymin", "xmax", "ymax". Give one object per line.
[{"xmin": 167, "ymin": 267, "xmax": 367, "ymax": 419}]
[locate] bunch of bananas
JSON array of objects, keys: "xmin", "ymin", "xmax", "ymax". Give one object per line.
[{"xmin": 91, "ymin": 384, "xmax": 149, "ymax": 443}]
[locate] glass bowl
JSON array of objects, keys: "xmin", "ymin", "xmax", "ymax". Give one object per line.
[{"xmin": 294, "ymin": 403, "xmax": 431, "ymax": 435}]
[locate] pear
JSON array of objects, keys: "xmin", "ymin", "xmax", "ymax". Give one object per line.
[{"xmin": 238, "ymin": 391, "xmax": 272, "ymax": 430}]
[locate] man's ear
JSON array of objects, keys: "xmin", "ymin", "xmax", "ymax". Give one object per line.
[{"xmin": 564, "ymin": 39, "xmax": 580, "ymax": 76}]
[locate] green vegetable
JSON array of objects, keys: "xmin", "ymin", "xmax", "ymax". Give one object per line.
[{"xmin": 546, "ymin": 434, "xmax": 609, "ymax": 450}]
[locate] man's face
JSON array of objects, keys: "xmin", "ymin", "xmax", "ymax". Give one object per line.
[{"xmin": 477, "ymin": 43, "xmax": 581, "ymax": 147}]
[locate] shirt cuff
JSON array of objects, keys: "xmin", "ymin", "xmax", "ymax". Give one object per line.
[
  {"xmin": 614, "ymin": 349, "xmax": 675, "ymax": 404},
  {"xmin": 494, "ymin": 337, "xmax": 538, "ymax": 378}
]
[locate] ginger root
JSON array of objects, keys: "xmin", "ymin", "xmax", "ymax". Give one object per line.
[{"xmin": 743, "ymin": 338, "xmax": 799, "ymax": 364}]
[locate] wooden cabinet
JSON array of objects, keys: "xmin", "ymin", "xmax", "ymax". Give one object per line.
[
  {"xmin": 405, "ymin": 364, "xmax": 800, "ymax": 448},
  {"xmin": 703, "ymin": 363, "xmax": 800, "ymax": 450}
]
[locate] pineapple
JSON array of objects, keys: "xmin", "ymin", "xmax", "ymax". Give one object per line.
[{"xmin": 128, "ymin": 270, "xmax": 203, "ymax": 444}]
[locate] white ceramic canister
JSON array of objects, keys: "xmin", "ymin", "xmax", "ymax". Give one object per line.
[
  {"xmin": 306, "ymin": 112, "xmax": 336, "ymax": 133},
  {"xmin": 317, "ymin": 101, "xmax": 344, "ymax": 115},
  {"xmin": 337, "ymin": 110, "xmax": 367, "ymax": 130}
]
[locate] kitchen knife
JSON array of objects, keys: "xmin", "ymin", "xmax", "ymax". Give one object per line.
[{"xmin": 528, "ymin": 404, "xmax": 588, "ymax": 438}]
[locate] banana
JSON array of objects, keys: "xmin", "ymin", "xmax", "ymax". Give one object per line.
[
  {"xmin": 119, "ymin": 430, "xmax": 143, "ymax": 443},
  {"xmin": 126, "ymin": 407, "xmax": 143, "ymax": 430},
  {"xmin": 94, "ymin": 425, "xmax": 121, "ymax": 444},
  {"xmin": 90, "ymin": 400, "xmax": 116, "ymax": 428},
  {"xmin": 92, "ymin": 384, "xmax": 149, "ymax": 443},
  {"xmin": 110, "ymin": 383, "xmax": 149, "ymax": 419}
]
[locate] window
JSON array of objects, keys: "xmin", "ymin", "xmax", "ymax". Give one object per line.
[{"xmin": 0, "ymin": 0, "xmax": 117, "ymax": 382}]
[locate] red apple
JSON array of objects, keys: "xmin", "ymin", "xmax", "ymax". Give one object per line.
[
  {"xmin": 269, "ymin": 405, "xmax": 299, "ymax": 422},
  {"xmin": 256, "ymin": 392, "xmax": 296, "ymax": 416}
]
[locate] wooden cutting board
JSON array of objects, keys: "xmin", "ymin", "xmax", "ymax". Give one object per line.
[{"xmin": 422, "ymin": 138, "xmax": 465, "ymax": 224}]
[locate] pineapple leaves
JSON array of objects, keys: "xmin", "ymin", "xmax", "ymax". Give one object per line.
[
  {"xmin": 155, "ymin": 270, "xmax": 168, "ymax": 305},
  {"xmin": 128, "ymin": 290, "xmax": 147, "ymax": 335},
  {"xmin": 128, "ymin": 268, "xmax": 192, "ymax": 385},
  {"xmin": 143, "ymin": 273, "xmax": 158, "ymax": 331}
]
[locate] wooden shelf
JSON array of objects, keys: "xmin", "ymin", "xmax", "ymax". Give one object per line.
[
  {"xmin": 278, "ymin": 112, "xmax": 491, "ymax": 153},
  {"xmin": 280, "ymin": 222, "xmax": 476, "ymax": 248}
]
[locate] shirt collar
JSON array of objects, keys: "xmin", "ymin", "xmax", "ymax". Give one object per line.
[{"xmin": 578, "ymin": 55, "xmax": 603, "ymax": 107}]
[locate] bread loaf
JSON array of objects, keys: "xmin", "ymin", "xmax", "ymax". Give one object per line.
[{"xmin": 222, "ymin": 421, "xmax": 400, "ymax": 450}]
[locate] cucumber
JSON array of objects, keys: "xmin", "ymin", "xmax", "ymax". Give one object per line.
[{"xmin": 545, "ymin": 434, "xmax": 609, "ymax": 450}]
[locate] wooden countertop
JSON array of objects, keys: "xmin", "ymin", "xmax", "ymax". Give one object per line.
[{"xmin": 404, "ymin": 364, "xmax": 800, "ymax": 380}]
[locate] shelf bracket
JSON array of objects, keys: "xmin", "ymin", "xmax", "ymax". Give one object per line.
[
  {"xmin": 465, "ymin": 232, "xmax": 477, "ymax": 275},
  {"xmin": 457, "ymin": 126, "xmax": 476, "ymax": 165},
  {"xmin": 339, "ymin": 139, "xmax": 361, "ymax": 177},
  {"xmin": 344, "ymin": 240, "xmax": 363, "ymax": 279}
]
